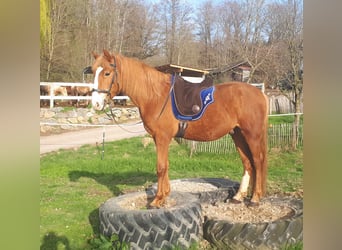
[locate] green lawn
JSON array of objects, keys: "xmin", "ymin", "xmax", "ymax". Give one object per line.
[
  {"xmin": 268, "ymin": 114, "xmax": 303, "ymax": 125},
  {"xmin": 40, "ymin": 136, "xmax": 303, "ymax": 249}
]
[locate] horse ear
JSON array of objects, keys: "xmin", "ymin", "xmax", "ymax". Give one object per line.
[
  {"xmin": 92, "ymin": 51, "xmax": 99, "ymax": 59},
  {"xmin": 103, "ymin": 49, "xmax": 113, "ymax": 62}
]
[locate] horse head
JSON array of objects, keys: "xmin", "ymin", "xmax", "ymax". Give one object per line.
[{"xmin": 90, "ymin": 50, "xmax": 121, "ymax": 110}]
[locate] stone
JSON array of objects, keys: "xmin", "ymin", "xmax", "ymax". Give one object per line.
[{"xmin": 67, "ymin": 117, "xmax": 78, "ymax": 124}]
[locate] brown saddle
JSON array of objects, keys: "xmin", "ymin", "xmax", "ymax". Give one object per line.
[{"xmin": 172, "ymin": 75, "xmax": 214, "ymax": 116}]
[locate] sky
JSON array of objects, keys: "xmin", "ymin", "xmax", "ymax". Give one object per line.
[
  {"xmin": 148, "ymin": 0, "xmax": 225, "ymax": 9},
  {"xmin": 185, "ymin": 0, "xmax": 224, "ymax": 8}
]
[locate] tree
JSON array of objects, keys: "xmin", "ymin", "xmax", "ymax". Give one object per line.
[
  {"xmin": 196, "ymin": 0, "xmax": 216, "ymax": 68},
  {"xmin": 39, "ymin": 0, "xmax": 304, "ymax": 141},
  {"xmin": 40, "ymin": 0, "xmax": 51, "ymax": 48},
  {"xmin": 214, "ymin": 1, "xmax": 244, "ymax": 68},
  {"xmin": 212, "ymin": 0, "xmax": 273, "ymax": 83},
  {"xmin": 283, "ymin": 0, "xmax": 303, "ymax": 149},
  {"xmin": 233, "ymin": 0, "xmax": 272, "ymax": 83},
  {"xmin": 157, "ymin": 0, "xmax": 194, "ymax": 64},
  {"xmin": 40, "ymin": 0, "xmax": 69, "ymax": 81},
  {"xmin": 265, "ymin": 0, "xmax": 303, "ymax": 149},
  {"xmin": 121, "ymin": 1, "xmax": 161, "ymax": 59}
]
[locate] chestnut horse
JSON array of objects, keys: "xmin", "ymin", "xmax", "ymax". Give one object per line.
[{"xmin": 89, "ymin": 50, "xmax": 268, "ymax": 207}]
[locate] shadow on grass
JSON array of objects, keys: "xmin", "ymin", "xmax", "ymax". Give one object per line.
[
  {"xmin": 68, "ymin": 169, "xmax": 157, "ymax": 245},
  {"xmin": 40, "ymin": 232, "xmax": 71, "ymax": 250},
  {"xmin": 88, "ymin": 208, "xmax": 101, "ymax": 236},
  {"xmin": 68, "ymin": 170, "xmax": 156, "ymax": 196}
]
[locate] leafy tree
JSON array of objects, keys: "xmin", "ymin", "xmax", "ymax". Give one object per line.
[{"xmin": 40, "ymin": 0, "xmax": 50, "ymax": 48}]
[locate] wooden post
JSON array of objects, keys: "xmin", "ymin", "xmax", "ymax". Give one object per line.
[{"xmin": 50, "ymin": 83, "xmax": 54, "ymax": 108}]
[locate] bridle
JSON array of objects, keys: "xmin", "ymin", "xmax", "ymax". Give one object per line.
[
  {"xmin": 82, "ymin": 55, "xmax": 145, "ymax": 133},
  {"xmin": 83, "ymin": 56, "xmax": 119, "ymax": 99}
]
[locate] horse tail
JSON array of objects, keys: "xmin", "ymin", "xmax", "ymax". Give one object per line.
[{"xmin": 261, "ymin": 93, "xmax": 269, "ymax": 195}]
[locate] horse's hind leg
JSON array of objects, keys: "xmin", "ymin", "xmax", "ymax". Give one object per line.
[
  {"xmin": 230, "ymin": 128, "xmax": 255, "ymax": 203},
  {"xmin": 246, "ymin": 132, "xmax": 267, "ymax": 204},
  {"xmin": 231, "ymin": 126, "xmax": 268, "ymax": 205}
]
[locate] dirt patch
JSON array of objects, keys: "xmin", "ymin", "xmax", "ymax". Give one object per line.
[
  {"xmin": 120, "ymin": 181, "xmax": 294, "ymax": 224},
  {"xmin": 201, "ymin": 200, "xmax": 293, "ymax": 223},
  {"xmin": 118, "ymin": 193, "xmax": 177, "ymax": 210}
]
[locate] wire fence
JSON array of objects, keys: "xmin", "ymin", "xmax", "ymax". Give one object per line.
[
  {"xmin": 41, "ymin": 107, "xmax": 303, "ymax": 153},
  {"xmin": 177, "ymin": 123, "xmax": 303, "ymax": 155}
]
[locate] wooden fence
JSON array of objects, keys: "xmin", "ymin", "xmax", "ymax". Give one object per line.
[
  {"xmin": 178, "ymin": 123, "xmax": 303, "ymax": 155},
  {"xmin": 40, "ymin": 82, "xmax": 129, "ymax": 108}
]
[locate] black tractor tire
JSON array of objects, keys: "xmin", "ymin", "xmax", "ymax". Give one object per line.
[
  {"xmin": 149, "ymin": 178, "xmax": 240, "ymax": 204},
  {"xmin": 203, "ymin": 196, "xmax": 303, "ymax": 250},
  {"xmin": 99, "ymin": 190, "xmax": 202, "ymax": 250}
]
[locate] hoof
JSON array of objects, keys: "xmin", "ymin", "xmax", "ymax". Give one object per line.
[
  {"xmin": 247, "ymin": 201, "xmax": 260, "ymax": 207},
  {"xmin": 230, "ymin": 198, "xmax": 242, "ymax": 204},
  {"xmin": 149, "ymin": 197, "xmax": 166, "ymax": 208},
  {"xmin": 147, "ymin": 204, "xmax": 160, "ymax": 209},
  {"xmin": 149, "ymin": 201, "xmax": 161, "ymax": 209}
]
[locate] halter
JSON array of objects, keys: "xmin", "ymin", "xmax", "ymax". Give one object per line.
[{"xmin": 91, "ymin": 56, "xmax": 119, "ymax": 99}]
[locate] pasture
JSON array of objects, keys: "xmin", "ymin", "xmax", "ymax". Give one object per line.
[{"xmin": 40, "ymin": 134, "xmax": 303, "ymax": 249}]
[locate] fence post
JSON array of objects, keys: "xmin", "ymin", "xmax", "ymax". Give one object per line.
[
  {"xmin": 40, "ymin": 82, "xmax": 130, "ymax": 109},
  {"xmin": 49, "ymin": 83, "xmax": 54, "ymax": 108}
]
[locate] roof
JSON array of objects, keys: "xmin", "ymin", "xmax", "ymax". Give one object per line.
[
  {"xmin": 206, "ymin": 61, "xmax": 250, "ymax": 74},
  {"xmin": 155, "ymin": 64, "xmax": 209, "ymax": 77}
]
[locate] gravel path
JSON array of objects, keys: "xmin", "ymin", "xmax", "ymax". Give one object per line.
[{"xmin": 40, "ymin": 122, "xmax": 147, "ymax": 155}]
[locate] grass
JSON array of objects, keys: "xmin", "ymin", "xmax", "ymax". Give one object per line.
[
  {"xmin": 40, "ymin": 136, "xmax": 303, "ymax": 249},
  {"xmin": 268, "ymin": 114, "xmax": 303, "ymax": 125}
]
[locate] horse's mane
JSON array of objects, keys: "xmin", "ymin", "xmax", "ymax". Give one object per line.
[{"xmin": 116, "ymin": 54, "xmax": 170, "ymax": 102}]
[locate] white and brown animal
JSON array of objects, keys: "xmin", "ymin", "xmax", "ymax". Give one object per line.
[
  {"xmin": 67, "ymin": 85, "xmax": 92, "ymax": 107},
  {"xmin": 40, "ymin": 85, "xmax": 68, "ymax": 106}
]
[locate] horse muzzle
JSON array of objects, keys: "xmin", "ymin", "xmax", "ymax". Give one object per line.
[{"xmin": 92, "ymin": 91, "xmax": 107, "ymax": 110}]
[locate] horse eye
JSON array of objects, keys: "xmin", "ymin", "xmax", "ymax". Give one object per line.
[{"xmin": 104, "ymin": 72, "xmax": 111, "ymax": 77}]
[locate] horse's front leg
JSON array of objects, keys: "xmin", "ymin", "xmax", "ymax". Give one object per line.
[{"xmin": 150, "ymin": 135, "xmax": 171, "ymax": 208}]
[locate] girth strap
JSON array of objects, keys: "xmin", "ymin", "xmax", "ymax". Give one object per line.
[{"xmin": 175, "ymin": 121, "xmax": 188, "ymax": 138}]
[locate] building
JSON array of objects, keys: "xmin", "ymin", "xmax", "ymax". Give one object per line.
[
  {"xmin": 155, "ymin": 64, "xmax": 209, "ymax": 83},
  {"xmin": 206, "ymin": 61, "xmax": 255, "ymax": 83}
]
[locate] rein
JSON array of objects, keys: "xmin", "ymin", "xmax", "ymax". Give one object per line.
[
  {"xmin": 107, "ymin": 104, "xmax": 145, "ymax": 133},
  {"xmin": 157, "ymin": 73, "xmax": 176, "ymax": 119}
]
